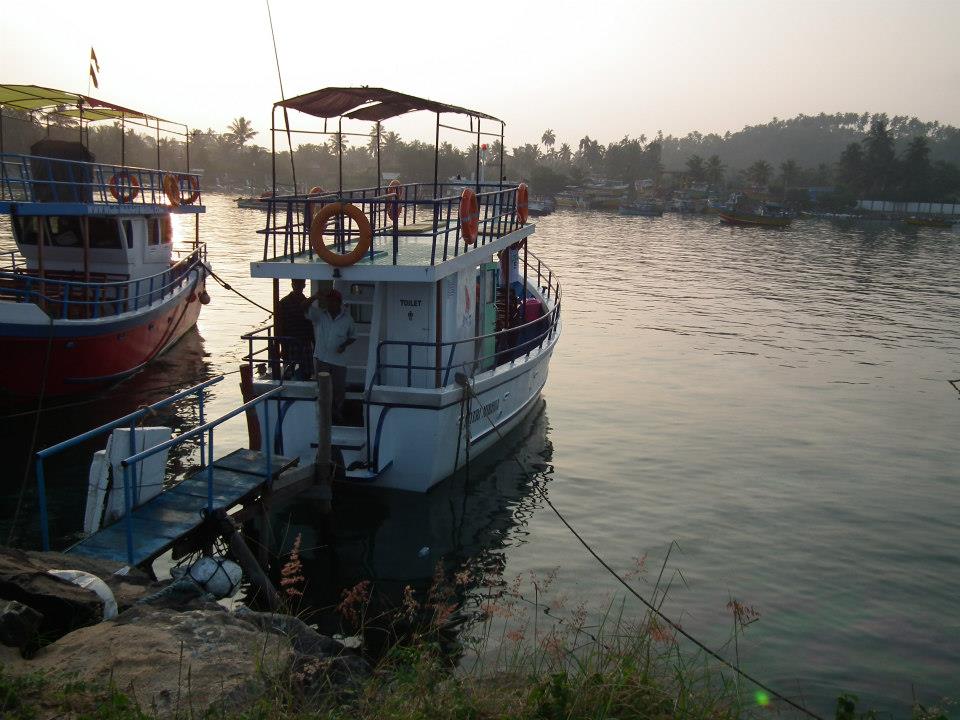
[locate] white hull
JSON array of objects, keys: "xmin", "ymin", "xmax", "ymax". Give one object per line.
[{"xmin": 254, "ymin": 320, "xmax": 559, "ymax": 493}]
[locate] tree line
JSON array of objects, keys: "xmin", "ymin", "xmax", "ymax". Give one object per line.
[{"xmin": 3, "ymin": 108, "xmax": 960, "ymax": 205}]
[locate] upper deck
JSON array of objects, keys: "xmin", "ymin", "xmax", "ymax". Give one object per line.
[
  {"xmin": 0, "ymin": 152, "xmax": 204, "ymax": 217},
  {"xmin": 250, "ymin": 181, "xmax": 533, "ymax": 282}
]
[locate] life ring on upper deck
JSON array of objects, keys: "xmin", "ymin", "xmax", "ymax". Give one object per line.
[
  {"xmin": 179, "ymin": 174, "xmax": 201, "ymax": 205},
  {"xmin": 517, "ymin": 182, "xmax": 530, "ymax": 224},
  {"xmin": 459, "ymin": 188, "xmax": 479, "ymax": 245},
  {"xmin": 385, "ymin": 179, "xmax": 403, "ymax": 223},
  {"xmin": 163, "ymin": 174, "xmax": 181, "ymax": 207},
  {"xmin": 309, "ymin": 202, "xmax": 372, "ymax": 268},
  {"xmin": 305, "ymin": 186, "xmax": 326, "ymax": 225},
  {"xmin": 109, "ymin": 172, "xmax": 140, "ymax": 203}
]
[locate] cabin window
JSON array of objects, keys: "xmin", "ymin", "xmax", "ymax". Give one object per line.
[
  {"xmin": 13, "ymin": 217, "xmax": 40, "ymax": 245},
  {"xmin": 88, "ymin": 218, "xmax": 122, "ymax": 249},
  {"xmin": 48, "ymin": 216, "xmax": 82, "ymax": 247},
  {"xmin": 147, "ymin": 219, "xmax": 161, "ymax": 246}
]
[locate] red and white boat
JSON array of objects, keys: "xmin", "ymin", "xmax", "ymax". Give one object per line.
[{"xmin": 0, "ymin": 85, "xmax": 209, "ymax": 398}]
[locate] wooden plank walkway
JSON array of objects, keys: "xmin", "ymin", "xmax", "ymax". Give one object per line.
[{"xmin": 67, "ymin": 448, "xmax": 296, "ymax": 566}]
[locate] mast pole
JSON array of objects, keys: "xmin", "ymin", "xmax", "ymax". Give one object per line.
[
  {"xmin": 499, "ymin": 122, "xmax": 505, "ymax": 187},
  {"xmin": 433, "ymin": 112, "xmax": 439, "ymax": 199},
  {"xmin": 376, "ymin": 121, "xmax": 381, "ymax": 191},
  {"xmin": 475, "ymin": 118, "xmax": 481, "ymax": 193}
]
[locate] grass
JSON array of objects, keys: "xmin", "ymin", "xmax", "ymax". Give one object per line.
[{"xmin": 0, "ymin": 555, "xmax": 951, "ymax": 719}]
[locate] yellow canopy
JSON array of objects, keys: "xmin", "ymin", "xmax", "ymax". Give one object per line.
[{"xmin": 0, "ymin": 84, "xmax": 165, "ymax": 123}]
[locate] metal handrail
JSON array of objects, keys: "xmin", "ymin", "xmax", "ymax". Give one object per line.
[
  {"xmin": 34, "ymin": 375, "xmax": 224, "ymax": 552},
  {"xmin": 0, "ymin": 152, "xmax": 202, "ymax": 207},
  {"xmin": 0, "ymin": 243, "xmax": 207, "ymax": 319},
  {"xmin": 260, "ymin": 182, "xmax": 523, "ymax": 266}
]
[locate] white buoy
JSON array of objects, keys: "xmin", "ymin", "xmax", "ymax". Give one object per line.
[{"xmin": 186, "ymin": 556, "xmax": 243, "ymax": 599}]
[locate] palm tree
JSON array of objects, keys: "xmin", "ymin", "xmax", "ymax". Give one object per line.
[
  {"xmin": 778, "ymin": 159, "xmax": 799, "ymax": 199},
  {"xmin": 541, "ymin": 129, "xmax": 556, "ymax": 152},
  {"xmin": 746, "ymin": 160, "xmax": 772, "ymax": 189},
  {"xmin": 557, "ymin": 143, "xmax": 572, "ymax": 164},
  {"xmin": 685, "ymin": 154, "xmax": 706, "ymax": 183},
  {"xmin": 227, "ymin": 117, "xmax": 256, "ymax": 148},
  {"xmin": 705, "ymin": 155, "xmax": 725, "ymax": 186}
]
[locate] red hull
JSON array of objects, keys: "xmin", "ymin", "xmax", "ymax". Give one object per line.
[{"xmin": 0, "ymin": 280, "xmax": 205, "ymax": 398}]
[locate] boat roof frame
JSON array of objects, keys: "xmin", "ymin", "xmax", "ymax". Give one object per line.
[{"xmin": 269, "ymin": 86, "xmax": 507, "ymax": 198}]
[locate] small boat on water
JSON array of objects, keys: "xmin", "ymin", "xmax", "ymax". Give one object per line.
[
  {"xmin": 719, "ymin": 201, "xmax": 792, "ymax": 228},
  {"xmin": 527, "ymin": 196, "xmax": 555, "ymax": 217},
  {"xmin": 236, "ymin": 193, "xmax": 275, "ymax": 210},
  {"xmin": 618, "ymin": 199, "xmax": 663, "ymax": 217},
  {"xmin": 239, "ymin": 87, "xmax": 561, "ymax": 493},
  {"xmin": 904, "ymin": 216, "xmax": 954, "ymax": 228},
  {"xmin": 0, "ymin": 84, "xmax": 209, "ymax": 397}
]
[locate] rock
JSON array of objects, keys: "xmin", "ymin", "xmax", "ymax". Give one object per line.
[
  {"xmin": 0, "ymin": 599, "xmax": 42, "ymax": 653},
  {"xmin": 26, "ymin": 604, "xmax": 293, "ymax": 716},
  {"xmin": 136, "ymin": 576, "xmax": 214, "ymax": 610},
  {"xmin": 0, "ymin": 547, "xmax": 106, "ymax": 645},
  {"xmin": 234, "ymin": 607, "xmax": 343, "ymax": 657}
]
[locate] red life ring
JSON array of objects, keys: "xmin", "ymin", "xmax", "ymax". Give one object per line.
[
  {"xmin": 179, "ymin": 174, "xmax": 201, "ymax": 205},
  {"xmin": 309, "ymin": 203, "xmax": 372, "ymax": 267},
  {"xmin": 163, "ymin": 174, "xmax": 181, "ymax": 207},
  {"xmin": 459, "ymin": 189, "xmax": 479, "ymax": 245},
  {"xmin": 109, "ymin": 172, "xmax": 140, "ymax": 203},
  {"xmin": 308, "ymin": 186, "xmax": 325, "ymax": 195},
  {"xmin": 517, "ymin": 182, "xmax": 530, "ymax": 224},
  {"xmin": 386, "ymin": 179, "xmax": 403, "ymax": 222}
]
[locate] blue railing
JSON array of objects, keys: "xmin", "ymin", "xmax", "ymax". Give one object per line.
[
  {"xmin": 0, "ymin": 152, "xmax": 202, "ymax": 209},
  {"xmin": 0, "ymin": 243, "xmax": 207, "ymax": 319},
  {"xmin": 116, "ymin": 385, "xmax": 284, "ymax": 565},
  {"xmin": 260, "ymin": 181, "xmax": 524, "ymax": 266},
  {"xmin": 34, "ymin": 376, "xmax": 224, "ymax": 554}
]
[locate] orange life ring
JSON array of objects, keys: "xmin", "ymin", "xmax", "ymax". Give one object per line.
[
  {"xmin": 109, "ymin": 172, "xmax": 140, "ymax": 203},
  {"xmin": 386, "ymin": 179, "xmax": 403, "ymax": 222},
  {"xmin": 517, "ymin": 182, "xmax": 530, "ymax": 224},
  {"xmin": 305, "ymin": 186, "xmax": 326, "ymax": 225},
  {"xmin": 179, "ymin": 174, "xmax": 201, "ymax": 205},
  {"xmin": 309, "ymin": 202, "xmax": 372, "ymax": 268},
  {"xmin": 163, "ymin": 174, "xmax": 181, "ymax": 207},
  {"xmin": 459, "ymin": 188, "xmax": 479, "ymax": 244}
]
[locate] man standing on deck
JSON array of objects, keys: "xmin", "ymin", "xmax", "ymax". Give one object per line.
[
  {"xmin": 275, "ymin": 279, "xmax": 314, "ymax": 379},
  {"xmin": 304, "ymin": 288, "xmax": 355, "ymax": 422}
]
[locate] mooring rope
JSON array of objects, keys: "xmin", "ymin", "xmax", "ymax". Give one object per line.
[
  {"xmin": 202, "ymin": 263, "xmax": 273, "ymax": 315},
  {"xmin": 458, "ymin": 380, "xmax": 825, "ymax": 720}
]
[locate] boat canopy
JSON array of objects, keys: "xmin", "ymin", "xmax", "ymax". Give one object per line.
[
  {"xmin": 0, "ymin": 84, "xmax": 167, "ymax": 123},
  {"xmin": 276, "ymin": 87, "xmax": 502, "ymax": 123}
]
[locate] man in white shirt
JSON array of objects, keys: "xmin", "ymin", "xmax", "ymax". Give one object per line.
[{"xmin": 304, "ymin": 288, "xmax": 355, "ymax": 422}]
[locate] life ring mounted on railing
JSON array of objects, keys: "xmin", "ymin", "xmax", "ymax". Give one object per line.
[
  {"xmin": 517, "ymin": 182, "xmax": 530, "ymax": 224},
  {"xmin": 459, "ymin": 188, "xmax": 479, "ymax": 245},
  {"xmin": 305, "ymin": 186, "xmax": 326, "ymax": 226},
  {"xmin": 163, "ymin": 174, "xmax": 181, "ymax": 207},
  {"xmin": 309, "ymin": 202, "xmax": 372, "ymax": 268},
  {"xmin": 179, "ymin": 174, "xmax": 201, "ymax": 205},
  {"xmin": 109, "ymin": 172, "xmax": 140, "ymax": 203},
  {"xmin": 386, "ymin": 179, "xmax": 403, "ymax": 223}
]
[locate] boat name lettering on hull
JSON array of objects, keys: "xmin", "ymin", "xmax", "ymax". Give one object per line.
[{"xmin": 468, "ymin": 399, "xmax": 499, "ymax": 424}]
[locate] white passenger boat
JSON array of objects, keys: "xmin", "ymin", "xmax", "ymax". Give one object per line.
[{"xmin": 240, "ymin": 87, "xmax": 561, "ymax": 493}]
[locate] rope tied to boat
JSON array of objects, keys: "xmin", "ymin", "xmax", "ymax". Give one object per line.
[
  {"xmin": 201, "ymin": 263, "xmax": 273, "ymax": 315},
  {"xmin": 457, "ymin": 380, "xmax": 826, "ymax": 720}
]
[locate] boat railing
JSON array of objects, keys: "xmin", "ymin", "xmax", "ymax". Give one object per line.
[
  {"xmin": 240, "ymin": 250, "xmax": 562, "ymax": 388},
  {"xmin": 259, "ymin": 181, "xmax": 524, "ymax": 266},
  {"xmin": 33, "ymin": 376, "xmax": 224, "ymax": 554},
  {"xmin": 0, "ymin": 152, "xmax": 202, "ymax": 210},
  {"xmin": 0, "ymin": 243, "xmax": 207, "ymax": 319}
]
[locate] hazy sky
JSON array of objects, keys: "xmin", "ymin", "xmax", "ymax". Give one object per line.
[{"xmin": 3, "ymin": 0, "xmax": 959, "ymax": 149}]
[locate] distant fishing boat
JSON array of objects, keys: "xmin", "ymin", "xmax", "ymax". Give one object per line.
[
  {"xmin": 719, "ymin": 201, "xmax": 792, "ymax": 228},
  {"xmin": 618, "ymin": 200, "xmax": 663, "ymax": 217},
  {"xmin": 904, "ymin": 217, "xmax": 954, "ymax": 228},
  {"xmin": 236, "ymin": 192, "xmax": 275, "ymax": 210},
  {"xmin": 527, "ymin": 196, "xmax": 555, "ymax": 217}
]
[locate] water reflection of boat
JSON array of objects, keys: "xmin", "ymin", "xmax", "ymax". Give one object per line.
[
  {"xmin": 904, "ymin": 217, "xmax": 953, "ymax": 229},
  {"xmin": 0, "ymin": 85, "xmax": 209, "ymax": 398},
  {"xmin": 244, "ymin": 399, "xmax": 553, "ymax": 634}
]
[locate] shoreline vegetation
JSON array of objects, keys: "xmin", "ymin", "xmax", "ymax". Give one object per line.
[
  {"xmin": 0, "ymin": 549, "xmax": 952, "ymax": 720},
  {"xmin": 3, "ymin": 110, "xmax": 959, "ymax": 211}
]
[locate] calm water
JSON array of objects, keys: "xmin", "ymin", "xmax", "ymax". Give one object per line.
[{"xmin": 2, "ymin": 196, "xmax": 959, "ymax": 715}]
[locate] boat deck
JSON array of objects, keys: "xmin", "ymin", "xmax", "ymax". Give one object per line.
[{"xmin": 66, "ymin": 448, "xmax": 295, "ymax": 566}]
